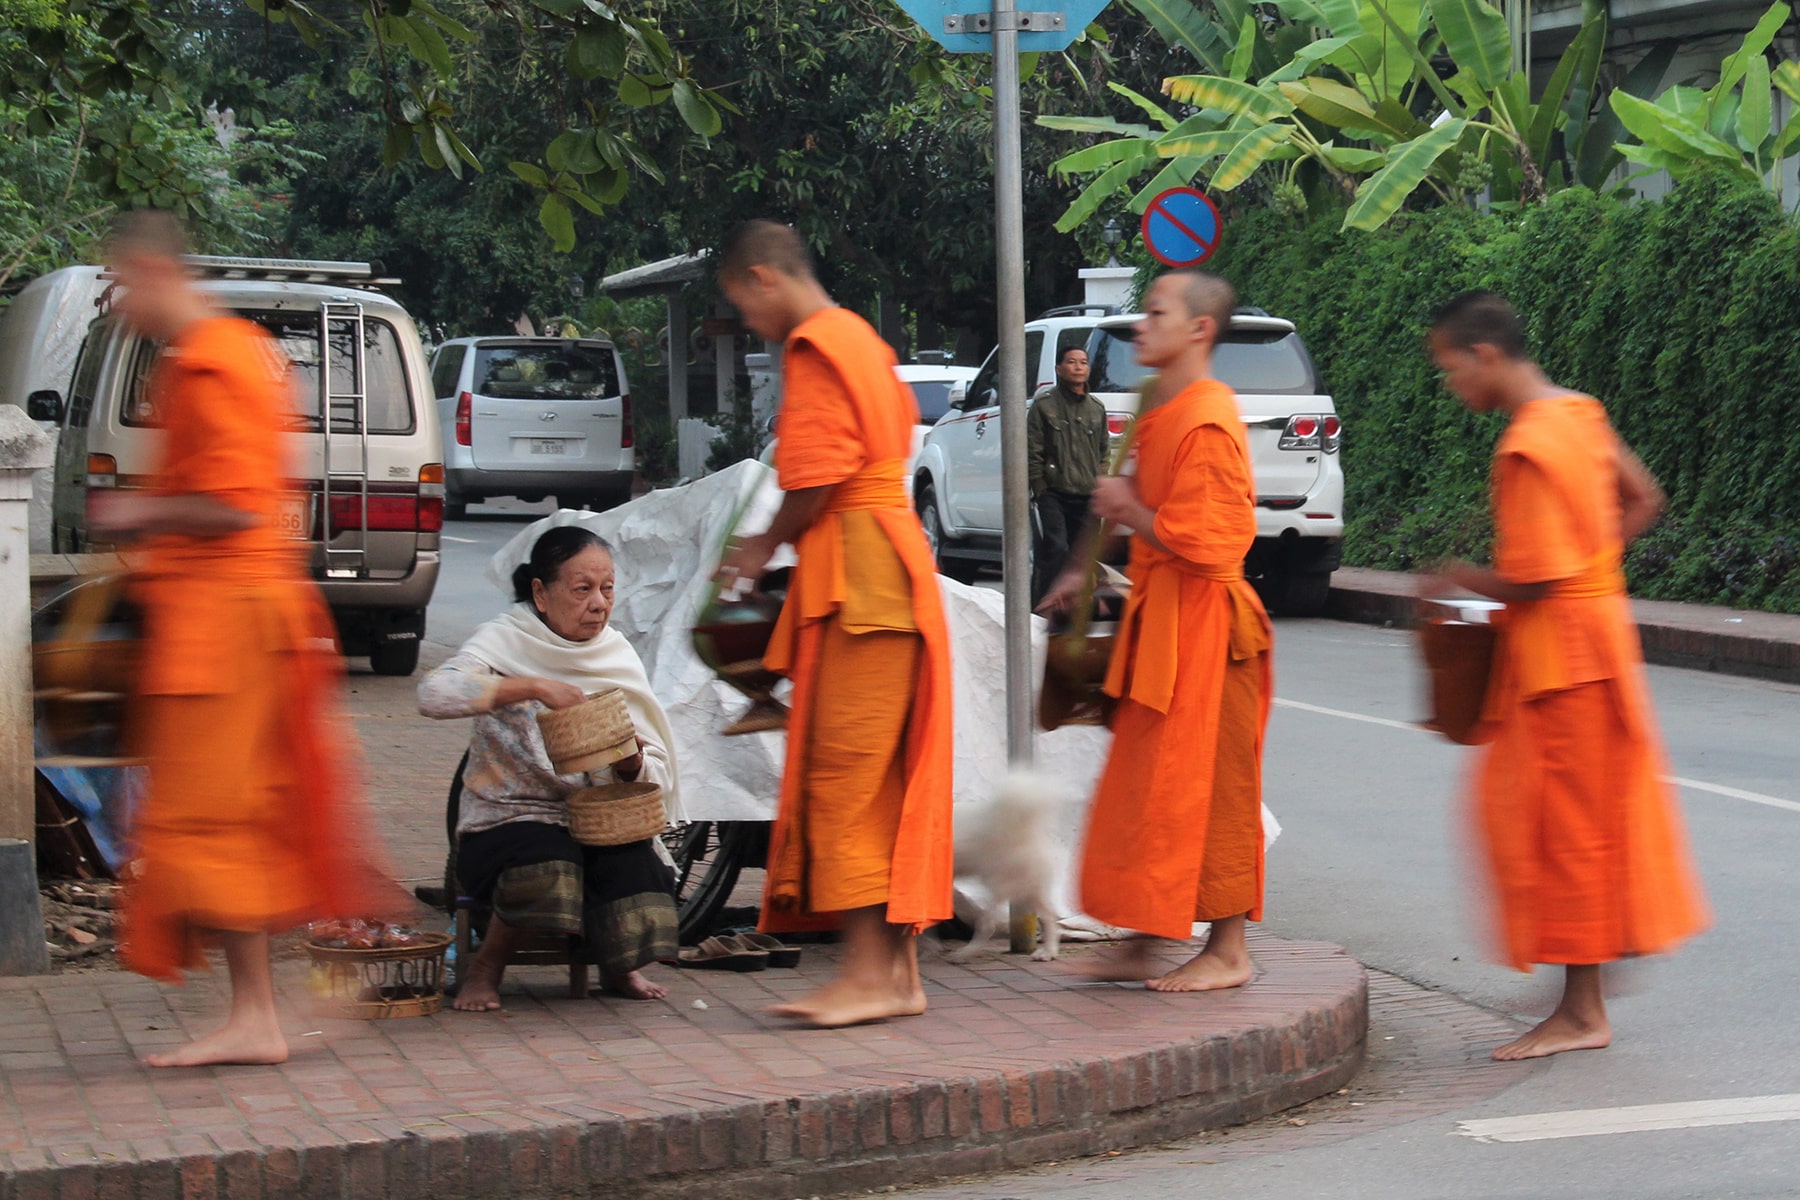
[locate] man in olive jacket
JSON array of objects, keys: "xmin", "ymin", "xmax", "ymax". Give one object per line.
[{"xmin": 1027, "ymin": 345, "xmax": 1110, "ymax": 603}]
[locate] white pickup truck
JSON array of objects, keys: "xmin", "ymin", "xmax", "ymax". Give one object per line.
[{"xmin": 912, "ymin": 310, "xmax": 1345, "ymax": 615}]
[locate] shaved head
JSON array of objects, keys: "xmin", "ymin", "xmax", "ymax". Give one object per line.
[
  {"xmin": 106, "ymin": 208, "xmax": 190, "ymax": 263},
  {"xmin": 1165, "ymin": 269, "xmax": 1236, "ymax": 332},
  {"xmin": 717, "ymin": 219, "xmax": 817, "ymax": 284},
  {"xmin": 1430, "ymin": 289, "xmax": 1529, "ymax": 360}
]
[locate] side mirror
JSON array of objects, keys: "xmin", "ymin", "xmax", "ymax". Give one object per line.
[{"xmin": 26, "ymin": 390, "xmax": 63, "ymax": 423}]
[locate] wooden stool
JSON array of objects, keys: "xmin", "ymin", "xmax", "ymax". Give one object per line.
[
  {"xmin": 452, "ymin": 897, "xmax": 589, "ymax": 999},
  {"xmin": 445, "ymin": 750, "xmax": 588, "ymax": 1000}
]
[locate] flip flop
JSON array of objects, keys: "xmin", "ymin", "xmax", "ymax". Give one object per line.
[
  {"xmin": 733, "ymin": 932, "xmax": 802, "ymax": 968},
  {"xmin": 676, "ymin": 935, "xmax": 769, "ymax": 972}
]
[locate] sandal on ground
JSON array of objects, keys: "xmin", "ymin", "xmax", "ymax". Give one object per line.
[
  {"xmin": 731, "ymin": 932, "xmax": 802, "ymax": 968},
  {"xmin": 676, "ymin": 935, "xmax": 769, "ymax": 972}
]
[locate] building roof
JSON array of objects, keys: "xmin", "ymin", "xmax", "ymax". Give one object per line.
[{"xmin": 600, "ymin": 252, "xmax": 709, "ymax": 298}]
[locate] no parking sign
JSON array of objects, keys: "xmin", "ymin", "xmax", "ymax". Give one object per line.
[{"xmin": 1140, "ymin": 187, "xmax": 1223, "ymax": 268}]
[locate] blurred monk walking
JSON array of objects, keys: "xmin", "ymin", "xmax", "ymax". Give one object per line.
[
  {"xmin": 1424, "ymin": 290, "xmax": 1709, "ymax": 1061},
  {"xmin": 1040, "ymin": 270, "xmax": 1273, "ymax": 992},
  {"xmin": 92, "ymin": 212, "xmax": 401, "ymax": 1067},
  {"xmin": 714, "ymin": 220, "xmax": 954, "ymax": 1028}
]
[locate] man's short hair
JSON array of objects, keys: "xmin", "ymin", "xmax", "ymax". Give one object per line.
[
  {"xmin": 1163, "ymin": 269, "xmax": 1236, "ymax": 332},
  {"xmin": 1057, "ymin": 344, "xmax": 1088, "ymax": 364},
  {"xmin": 1430, "ymin": 290, "xmax": 1529, "ymax": 359},
  {"xmin": 106, "ymin": 208, "xmax": 191, "ymax": 261},
  {"xmin": 717, "ymin": 219, "xmax": 817, "ymax": 283}
]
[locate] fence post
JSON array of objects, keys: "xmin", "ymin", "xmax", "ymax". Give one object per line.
[{"xmin": 0, "ymin": 406, "xmax": 53, "ymax": 975}]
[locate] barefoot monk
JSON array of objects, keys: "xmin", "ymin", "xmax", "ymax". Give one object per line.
[
  {"xmin": 714, "ymin": 220, "xmax": 954, "ymax": 1027},
  {"xmin": 92, "ymin": 212, "xmax": 403, "ymax": 1067},
  {"xmin": 1424, "ymin": 290, "xmax": 1708, "ymax": 1061},
  {"xmin": 1040, "ymin": 270, "xmax": 1273, "ymax": 993}
]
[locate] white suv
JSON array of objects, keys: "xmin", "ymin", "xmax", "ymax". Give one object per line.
[{"xmin": 914, "ymin": 309, "xmax": 1345, "ymax": 614}]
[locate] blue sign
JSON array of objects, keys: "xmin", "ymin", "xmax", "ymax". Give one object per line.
[
  {"xmin": 891, "ymin": 0, "xmax": 1109, "ymax": 53},
  {"xmin": 1140, "ymin": 187, "xmax": 1222, "ymax": 268}
]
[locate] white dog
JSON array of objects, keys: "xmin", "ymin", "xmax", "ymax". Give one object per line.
[{"xmin": 947, "ymin": 769, "xmax": 1065, "ymax": 963}]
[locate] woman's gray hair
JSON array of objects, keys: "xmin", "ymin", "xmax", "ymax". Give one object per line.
[{"xmin": 511, "ymin": 526, "xmax": 613, "ymax": 603}]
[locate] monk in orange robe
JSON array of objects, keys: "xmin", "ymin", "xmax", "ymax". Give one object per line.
[
  {"xmin": 1425, "ymin": 289, "xmax": 1709, "ymax": 1060},
  {"xmin": 1041, "ymin": 270, "xmax": 1273, "ymax": 992},
  {"xmin": 714, "ymin": 220, "xmax": 954, "ymax": 1028},
  {"xmin": 91, "ymin": 212, "xmax": 399, "ymax": 1067}
]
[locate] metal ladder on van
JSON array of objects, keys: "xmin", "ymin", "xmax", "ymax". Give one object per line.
[{"xmin": 319, "ymin": 302, "xmax": 370, "ymax": 578}]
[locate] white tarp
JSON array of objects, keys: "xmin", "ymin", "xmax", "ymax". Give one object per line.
[{"xmin": 489, "ymin": 459, "xmax": 1278, "ymax": 925}]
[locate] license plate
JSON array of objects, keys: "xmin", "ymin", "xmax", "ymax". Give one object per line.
[
  {"xmin": 274, "ymin": 495, "xmax": 312, "ymax": 540},
  {"xmin": 531, "ymin": 439, "xmax": 568, "ymax": 455}
]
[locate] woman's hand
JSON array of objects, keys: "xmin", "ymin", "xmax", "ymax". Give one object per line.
[{"xmin": 531, "ymin": 678, "xmax": 587, "ymax": 709}]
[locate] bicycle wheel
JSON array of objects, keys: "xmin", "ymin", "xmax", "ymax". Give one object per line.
[{"xmin": 663, "ymin": 820, "xmax": 768, "ymax": 944}]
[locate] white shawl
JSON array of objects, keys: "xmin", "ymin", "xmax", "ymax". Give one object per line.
[{"xmin": 460, "ymin": 604, "xmax": 684, "ymax": 822}]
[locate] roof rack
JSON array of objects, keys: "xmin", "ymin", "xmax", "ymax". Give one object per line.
[
  {"xmin": 179, "ymin": 255, "xmax": 403, "ymax": 287},
  {"xmin": 1035, "ymin": 303, "xmax": 1120, "ymax": 319}
]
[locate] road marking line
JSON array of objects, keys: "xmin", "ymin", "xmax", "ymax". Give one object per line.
[
  {"xmin": 1273, "ymin": 698, "xmax": 1800, "ymax": 813},
  {"xmin": 442, "ymin": 535, "xmax": 478, "ymax": 543},
  {"xmin": 1666, "ymin": 776, "xmax": 1800, "ymax": 815},
  {"xmin": 1456, "ymin": 1094, "xmax": 1800, "ymax": 1143},
  {"xmin": 1273, "ymin": 697, "xmax": 1425, "ymax": 734}
]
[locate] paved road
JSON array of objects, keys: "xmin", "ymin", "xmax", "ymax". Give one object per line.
[
  {"xmin": 427, "ymin": 511, "xmax": 1800, "ymax": 1198},
  {"xmin": 898, "ymin": 617, "xmax": 1800, "ymax": 1200}
]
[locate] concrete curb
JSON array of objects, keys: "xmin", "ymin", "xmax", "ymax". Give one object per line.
[
  {"xmin": 0, "ymin": 938, "xmax": 1365, "ymax": 1200},
  {"xmin": 1325, "ymin": 566, "xmax": 1800, "ymax": 686}
]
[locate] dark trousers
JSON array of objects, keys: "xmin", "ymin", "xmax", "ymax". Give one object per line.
[{"xmin": 1032, "ymin": 490, "xmax": 1092, "ymax": 604}]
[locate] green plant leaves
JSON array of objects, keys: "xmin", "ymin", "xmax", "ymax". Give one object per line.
[
  {"xmin": 539, "ymin": 192, "xmax": 576, "ymax": 252},
  {"xmin": 1739, "ymin": 55, "xmax": 1773, "ymax": 154},
  {"xmin": 1211, "ymin": 126, "xmax": 1292, "ymax": 189},
  {"xmin": 671, "ymin": 79, "xmax": 721, "ymax": 137},
  {"xmin": 1610, "ymin": 91, "xmax": 1760, "ymax": 181},
  {"xmin": 1164, "ymin": 75, "xmax": 1295, "ymax": 122},
  {"xmin": 1343, "ymin": 117, "xmax": 1466, "ymax": 230},
  {"xmin": 1425, "ymin": 0, "xmax": 1511, "ymax": 90}
]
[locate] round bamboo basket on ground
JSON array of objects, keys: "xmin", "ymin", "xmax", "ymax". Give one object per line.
[
  {"xmin": 566, "ymin": 781, "xmax": 666, "ymax": 846},
  {"xmin": 537, "ymin": 689, "xmax": 638, "ymax": 774},
  {"xmin": 304, "ymin": 933, "xmax": 451, "ymax": 1019}
]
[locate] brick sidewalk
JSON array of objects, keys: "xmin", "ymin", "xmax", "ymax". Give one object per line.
[
  {"xmin": 0, "ymin": 933, "xmax": 1365, "ymax": 1200},
  {"xmin": 1327, "ymin": 565, "xmax": 1800, "ymax": 685}
]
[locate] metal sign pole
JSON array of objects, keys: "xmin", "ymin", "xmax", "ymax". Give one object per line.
[
  {"xmin": 991, "ymin": 0, "xmax": 1038, "ymax": 953},
  {"xmin": 993, "ymin": 0, "xmax": 1032, "ymax": 773}
]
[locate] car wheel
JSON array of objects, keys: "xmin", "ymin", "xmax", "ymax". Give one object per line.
[
  {"xmin": 1259, "ymin": 569, "xmax": 1332, "ymax": 617},
  {"xmin": 444, "ymin": 498, "xmax": 468, "ymax": 520},
  {"xmin": 370, "ymin": 637, "xmax": 421, "ymax": 677},
  {"xmin": 916, "ymin": 483, "xmax": 979, "ymax": 585}
]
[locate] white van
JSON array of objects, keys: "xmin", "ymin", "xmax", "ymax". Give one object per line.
[
  {"xmin": 41, "ymin": 256, "xmax": 444, "ymax": 675},
  {"xmin": 0, "ymin": 266, "xmax": 111, "ymax": 551}
]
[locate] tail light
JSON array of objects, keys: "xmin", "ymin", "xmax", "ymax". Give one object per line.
[
  {"xmin": 329, "ymin": 493, "xmax": 440, "ymax": 536},
  {"xmin": 1278, "ymin": 414, "xmax": 1322, "ymax": 451},
  {"xmin": 620, "ymin": 393, "xmax": 634, "ymax": 449},
  {"xmin": 1322, "ymin": 415, "xmax": 1341, "ymax": 453},
  {"xmin": 1106, "ymin": 412, "xmax": 1132, "ymax": 437},
  {"xmin": 455, "ymin": 391, "xmax": 472, "ymax": 446},
  {"xmin": 85, "ymin": 453, "xmax": 118, "ymax": 488},
  {"xmin": 417, "ymin": 464, "xmax": 444, "ymax": 533}
]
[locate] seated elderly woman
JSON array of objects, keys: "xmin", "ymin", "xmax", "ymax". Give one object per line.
[{"xmin": 418, "ymin": 525, "xmax": 679, "ymax": 1007}]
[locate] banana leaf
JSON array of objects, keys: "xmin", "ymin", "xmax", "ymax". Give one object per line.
[
  {"xmin": 1124, "ymin": 0, "xmax": 1234, "ymax": 75},
  {"xmin": 1053, "ymin": 137, "xmax": 1161, "ymax": 176},
  {"xmin": 1739, "ymin": 55, "xmax": 1772, "ymax": 155},
  {"xmin": 1163, "ymin": 75, "xmax": 1296, "ymax": 122},
  {"xmin": 1342, "ymin": 117, "xmax": 1466, "ymax": 231},
  {"xmin": 1425, "ymin": 0, "xmax": 1511, "ymax": 91},
  {"xmin": 1055, "ymin": 151, "xmax": 1162, "ymax": 232},
  {"xmin": 1211, "ymin": 126, "xmax": 1294, "ymax": 189},
  {"xmin": 1609, "ymin": 91, "xmax": 1760, "ymax": 181},
  {"xmin": 1526, "ymin": 17, "xmax": 1602, "ymax": 175},
  {"xmin": 1712, "ymin": 2, "xmax": 1792, "ymax": 117},
  {"xmin": 1575, "ymin": 38, "xmax": 1675, "ymax": 189},
  {"xmin": 1037, "ymin": 115, "xmax": 1158, "ymax": 137}
]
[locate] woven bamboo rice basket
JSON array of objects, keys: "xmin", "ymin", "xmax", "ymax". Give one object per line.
[
  {"xmin": 566, "ymin": 781, "xmax": 666, "ymax": 846},
  {"xmin": 304, "ymin": 933, "xmax": 451, "ymax": 1019},
  {"xmin": 537, "ymin": 688, "xmax": 638, "ymax": 774}
]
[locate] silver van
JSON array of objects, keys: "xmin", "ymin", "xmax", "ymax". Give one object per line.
[
  {"xmin": 39, "ymin": 256, "xmax": 443, "ymax": 675},
  {"xmin": 429, "ymin": 336, "xmax": 635, "ymax": 517}
]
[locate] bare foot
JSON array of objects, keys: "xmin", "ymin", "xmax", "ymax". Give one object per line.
[
  {"xmin": 1492, "ymin": 1011, "xmax": 1612, "ymax": 1061},
  {"xmin": 768, "ymin": 981, "xmax": 921, "ymax": 1028},
  {"xmin": 1146, "ymin": 948, "xmax": 1253, "ymax": 993},
  {"xmin": 1075, "ymin": 937, "xmax": 1161, "ymax": 982},
  {"xmin": 145, "ymin": 1021, "xmax": 288, "ymax": 1068},
  {"xmin": 600, "ymin": 970, "xmax": 668, "ymax": 1001}
]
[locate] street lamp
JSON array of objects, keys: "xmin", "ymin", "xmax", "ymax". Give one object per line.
[
  {"xmin": 1102, "ymin": 217, "xmax": 1122, "ymax": 267},
  {"xmin": 568, "ymin": 273, "xmax": 585, "ymax": 302}
]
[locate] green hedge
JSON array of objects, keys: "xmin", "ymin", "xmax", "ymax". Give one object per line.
[{"xmin": 1207, "ymin": 173, "xmax": 1800, "ymax": 612}]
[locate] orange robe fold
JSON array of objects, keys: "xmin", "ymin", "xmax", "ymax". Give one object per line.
[
  {"xmin": 1473, "ymin": 395, "xmax": 1708, "ymax": 971},
  {"xmin": 758, "ymin": 307, "xmax": 954, "ymax": 934},
  {"xmin": 1080, "ymin": 379, "xmax": 1273, "ymax": 941},
  {"xmin": 121, "ymin": 317, "xmax": 394, "ymax": 981}
]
